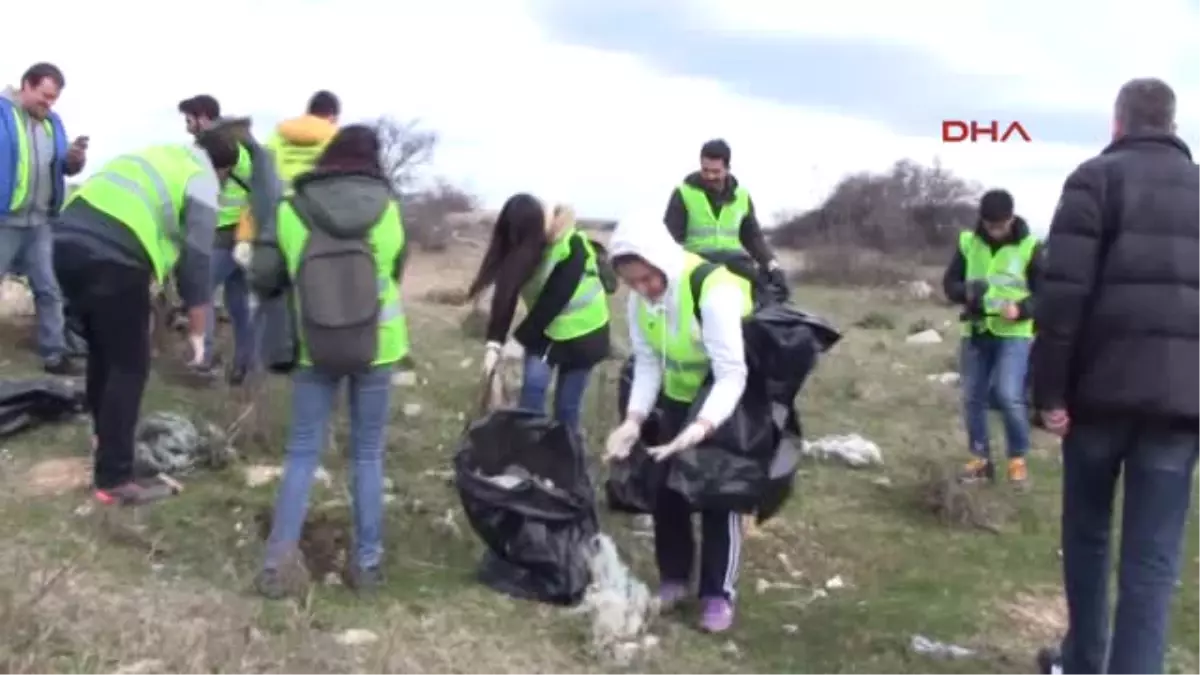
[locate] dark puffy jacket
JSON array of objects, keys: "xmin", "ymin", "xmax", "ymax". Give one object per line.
[{"xmin": 1032, "ymin": 134, "xmax": 1198, "ymax": 426}]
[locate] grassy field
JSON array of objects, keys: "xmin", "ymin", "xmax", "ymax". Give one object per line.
[{"xmin": 0, "ymin": 249, "xmax": 1195, "ymax": 674}]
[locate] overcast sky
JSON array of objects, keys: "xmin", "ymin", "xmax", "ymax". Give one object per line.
[{"xmin": 6, "ymin": 0, "xmax": 1197, "ymax": 233}]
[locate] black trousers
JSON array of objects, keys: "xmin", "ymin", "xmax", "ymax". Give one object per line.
[
  {"xmin": 54, "ymin": 240, "xmax": 151, "ymax": 489},
  {"xmin": 651, "ymin": 398, "xmax": 743, "ymax": 600}
]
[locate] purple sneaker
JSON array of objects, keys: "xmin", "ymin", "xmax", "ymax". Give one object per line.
[
  {"xmin": 699, "ymin": 597, "xmax": 735, "ymax": 633},
  {"xmin": 656, "ymin": 582, "xmax": 689, "ymax": 612}
]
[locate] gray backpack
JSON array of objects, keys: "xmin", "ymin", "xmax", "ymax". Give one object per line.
[{"xmin": 290, "ymin": 192, "xmax": 380, "ymax": 377}]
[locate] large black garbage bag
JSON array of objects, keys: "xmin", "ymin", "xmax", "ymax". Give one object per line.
[
  {"xmin": 454, "ymin": 409, "xmax": 599, "ymax": 606},
  {"xmin": 257, "ymin": 292, "xmax": 298, "ymax": 374},
  {"xmin": 605, "ymin": 299, "xmax": 842, "ymax": 521},
  {"xmin": 0, "ymin": 378, "xmax": 86, "ymax": 438}
]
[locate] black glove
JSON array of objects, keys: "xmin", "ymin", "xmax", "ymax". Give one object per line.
[
  {"xmin": 965, "ymin": 279, "xmax": 989, "ymax": 314},
  {"xmin": 765, "ymin": 266, "xmax": 790, "ymax": 303}
]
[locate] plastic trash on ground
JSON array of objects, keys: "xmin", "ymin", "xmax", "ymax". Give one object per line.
[
  {"xmin": 0, "ymin": 377, "xmax": 86, "ymax": 438},
  {"xmin": 133, "ymin": 411, "xmax": 235, "ymax": 477}
]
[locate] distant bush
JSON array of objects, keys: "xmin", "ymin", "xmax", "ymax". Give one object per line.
[{"xmin": 773, "ymin": 159, "xmax": 978, "ymax": 256}]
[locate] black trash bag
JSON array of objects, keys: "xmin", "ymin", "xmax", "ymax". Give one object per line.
[
  {"xmin": 257, "ymin": 291, "xmax": 298, "ymax": 374},
  {"xmin": 605, "ymin": 280, "xmax": 843, "ymax": 521},
  {"xmin": 454, "ymin": 409, "xmax": 599, "ymax": 606},
  {"xmin": 0, "ymin": 378, "xmax": 87, "ymax": 438}
]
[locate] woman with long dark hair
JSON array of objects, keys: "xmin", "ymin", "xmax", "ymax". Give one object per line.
[
  {"xmin": 467, "ymin": 194, "xmax": 610, "ymax": 432},
  {"xmin": 249, "ymin": 124, "xmax": 408, "ymax": 597}
]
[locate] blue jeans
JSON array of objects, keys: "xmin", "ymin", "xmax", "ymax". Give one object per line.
[
  {"xmin": 0, "ymin": 224, "xmax": 65, "ymax": 359},
  {"xmin": 518, "ymin": 355, "xmax": 592, "ymax": 433},
  {"xmin": 960, "ymin": 335, "xmax": 1031, "ymax": 458},
  {"xmin": 264, "ymin": 366, "xmax": 393, "ymax": 571},
  {"xmin": 204, "ymin": 246, "xmax": 256, "ymax": 370},
  {"xmin": 1060, "ymin": 420, "xmax": 1198, "ymax": 674}
]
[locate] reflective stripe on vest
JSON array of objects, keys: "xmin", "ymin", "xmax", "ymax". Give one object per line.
[
  {"xmin": 959, "ymin": 230, "xmax": 1037, "ymax": 338},
  {"xmin": 68, "ymin": 146, "xmax": 201, "ymax": 282},
  {"xmin": 520, "ymin": 228, "xmax": 610, "ymax": 341},
  {"xmin": 218, "ymin": 145, "xmax": 253, "ymax": 227},
  {"xmin": 276, "ymin": 198, "xmax": 409, "ymax": 366},
  {"xmin": 635, "ymin": 253, "xmax": 752, "ymax": 403},
  {"xmin": 678, "ymin": 182, "xmax": 750, "ymax": 255},
  {"xmin": 7, "ymin": 107, "xmax": 54, "ymax": 211}
]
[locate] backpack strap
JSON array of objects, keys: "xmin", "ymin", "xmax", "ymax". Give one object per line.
[{"xmin": 688, "ymin": 261, "xmax": 720, "ymax": 326}]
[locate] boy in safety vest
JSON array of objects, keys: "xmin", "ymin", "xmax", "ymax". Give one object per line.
[
  {"xmin": 53, "ymin": 130, "xmax": 241, "ymax": 506},
  {"xmin": 942, "ymin": 189, "xmax": 1043, "ymax": 486},
  {"xmin": 603, "ymin": 220, "xmax": 753, "ymax": 634}
]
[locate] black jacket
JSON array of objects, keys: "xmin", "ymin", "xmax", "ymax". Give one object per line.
[
  {"xmin": 1032, "ymin": 134, "xmax": 1199, "ymax": 426},
  {"xmin": 663, "ymin": 172, "xmax": 775, "ymax": 268},
  {"xmin": 942, "ymin": 216, "xmax": 1043, "ymax": 328},
  {"xmin": 486, "ymin": 233, "xmax": 610, "ymax": 370}
]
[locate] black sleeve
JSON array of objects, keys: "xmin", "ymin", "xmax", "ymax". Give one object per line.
[
  {"xmin": 663, "ymin": 188, "xmax": 688, "ymax": 245},
  {"xmin": 1016, "ymin": 241, "xmax": 1044, "ymax": 320},
  {"xmin": 1032, "ymin": 161, "xmax": 1107, "ymax": 410},
  {"xmin": 513, "ymin": 235, "xmax": 587, "ymax": 351},
  {"xmin": 739, "ymin": 196, "xmax": 775, "ymax": 268},
  {"xmin": 942, "ymin": 247, "xmax": 968, "ymax": 304}
]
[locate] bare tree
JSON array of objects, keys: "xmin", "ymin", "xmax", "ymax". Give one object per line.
[{"xmin": 375, "ymin": 116, "xmax": 438, "ymax": 195}]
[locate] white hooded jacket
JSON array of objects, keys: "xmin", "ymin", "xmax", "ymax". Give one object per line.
[{"xmin": 608, "ymin": 220, "xmax": 748, "ymax": 430}]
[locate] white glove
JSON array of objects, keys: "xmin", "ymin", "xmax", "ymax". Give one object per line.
[
  {"xmin": 232, "ymin": 241, "xmax": 253, "ymax": 269},
  {"xmin": 604, "ymin": 418, "xmax": 642, "ymax": 462},
  {"xmin": 647, "ymin": 421, "xmax": 710, "ymax": 462},
  {"xmin": 187, "ymin": 333, "xmax": 206, "ymax": 367},
  {"xmin": 482, "ymin": 341, "xmax": 502, "ymax": 376}
]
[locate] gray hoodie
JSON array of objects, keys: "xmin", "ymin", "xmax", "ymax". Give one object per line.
[
  {"xmin": 249, "ymin": 171, "xmax": 405, "ymax": 298},
  {"xmin": 0, "ymin": 86, "xmax": 56, "ymax": 228}
]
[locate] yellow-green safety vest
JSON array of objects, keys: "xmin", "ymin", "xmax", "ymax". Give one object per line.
[
  {"xmin": 678, "ymin": 182, "xmax": 750, "ymax": 255},
  {"xmin": 635, "ymin": 253, "xmax": 753, "ymax": 403},
  {"xmin": 6, "ymin": 107, "xmax": 55, "ymax": 211},
  {"xmin": 218, "ymin": 144, "xmax": 254, "ymax": 227},
  {"xmin": 276, "ymin": 199, "xmax": 410, "ymax": 367},
  {"xmin": 959, "ymin": 230, "xmax": 1037, "ymax": 338},
  {"xmin": 67, "ymin": 145, "xmax": 205, "ymax": 283},
  {"xmin": 520, "ymin": 228, "xmax": 611, "ymax": 341},
  {"xmin": 267, "ymin": 136, "xmax": 327, "ymax": 196}
]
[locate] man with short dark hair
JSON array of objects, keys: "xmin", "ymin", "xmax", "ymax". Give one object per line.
[
  {"xmin": 943, "ymin": 189, "xmax": 1041, "ymax": 486},
  {"xmin": 178, "ymin": 95, "xmax": 281, "ymax": 384},
  {"xmin": 177, "ymin": 95, "xmax": 221, "ymax": 136},
  {"xmin": 263, "ymin": 90, "xmax": 339, "ymax": 194},
  {"xmin": 662, "ymin": 138, "xmax": 788, "ymax": 299},
  {"xmin": 1033, "ymin": 77, "xmax": 1198, "ymax": 675},
  {"xmin": 0, "ymin": 62, "xmax": 87, "ymax": 374},
  {"xmin": 55, "ymin": 130, "xmax": 240, "ymax": 505}
]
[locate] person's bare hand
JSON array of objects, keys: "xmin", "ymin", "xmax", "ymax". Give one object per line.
[
  {"xmin": 1041, "ymin": 408, "xmax": 1070, "ymax": 436},
  {"xmin": 1001, "ymin": 302, "xmax": 1020, "ymax": 321}
]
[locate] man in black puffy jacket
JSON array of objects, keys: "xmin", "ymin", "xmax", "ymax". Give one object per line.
[{"xmin": 1032, "ymin": 78, "xmax": 1198, "ymax": 675}]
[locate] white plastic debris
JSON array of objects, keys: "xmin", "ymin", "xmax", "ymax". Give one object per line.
[
  {"xmin": 926, "ymin": 371, "xmax": 960, "ymax": 385},
  {"xmin": 905, "ymin": 329, "xmax": 944, "ymax": 344},
  {"xmin": 905, "ymin": 280, "xmax": 934, "ymax": 300},
  {"xmin": 782, "ymin": 624, "xmax": 799, "ymax": 634},
  {"xmin": 801, "ymin": 434, "xmax": 884, "ymax": 468},
  {"xmin": 243, "ymin": 465, "xmax": 282, "ymax": 488},
  {"xmin": 403, "ymin": 403, "xmax": 423, "ymax": 417},
  {"xmin": 334, "ymin": 628, "xmax": 380, "ymax": 647},
  {"xmin": 476, "ymin": 464, "xmax": 557, "ymax": 491},
  {"xmin": 576, "ymin": 534, "xmax": 654, "ymax": 665},
  {"xmin": 824, "ymin": 575, "xmax": 846, "ymax": 590},
  {"xmin": 910, "ymin": 634, "xmax": 975, "ymax": 659}
]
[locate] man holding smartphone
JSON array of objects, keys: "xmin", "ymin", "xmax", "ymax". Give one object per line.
[{"xmin": 0, "ymin": 62, "xmax": 87, "ymax": 375}]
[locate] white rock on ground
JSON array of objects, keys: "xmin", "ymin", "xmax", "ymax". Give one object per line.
[
  {"xmin": 905, "ymin": 279, "xmax": 934, "ymax": 300},
  {"xmin": 905, "ymin": 329, "xmax": 944, "ymax": 344},
  {"xmin": 391, "ymin": 370, "xmax": 418, "ymax": 387},
  {"xmin": 801, "ymin": 434, "xmax": 884, "ymax": 468},
  {"xmin": 403, "ymin": 403, "xmax": 423, "ymax": 417},
  {"xmin": 0, "ymin": 277, "xmax": 34, "ymax": 318}
]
